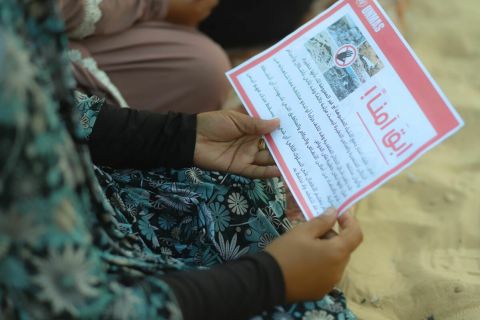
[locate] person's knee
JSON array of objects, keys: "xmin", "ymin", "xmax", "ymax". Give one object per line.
[
  {"xmin": 183, "ymin": 32, "xmax": 232, "ymax": 110},
  {"xmin": 83, "ymin": 23, "xmax": 233, "ymax": 113}
]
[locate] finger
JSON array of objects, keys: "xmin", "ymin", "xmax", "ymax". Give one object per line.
[
  {"xmin": 241, "ymin": 165, "xmax": 281, "ymax": 179},
  {"xmin": 232, "ymin": 113, "xmax": 280, "ymax": 136},
  {"xmin": 253, "ymin": 150, "xmax": 276, "ymax": 166},
  {"xmin": 303, "ymin": 208, "xmax": 337, "ymax": 238},
  {"xmin": 336, "ymin": 213, "xmax": 363, "ymax": 252}
]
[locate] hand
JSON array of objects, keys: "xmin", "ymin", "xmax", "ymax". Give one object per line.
[
  {"xmin": 194, "ymin": 110, "xmax": 281, "ymax": 178},
  {"xmin": 266, "ymin": 208, "xmax": 363, "ymax": 303},
  {"xmin": 166, "ymin": 0, "xmax": 218, "ymax": 27}
]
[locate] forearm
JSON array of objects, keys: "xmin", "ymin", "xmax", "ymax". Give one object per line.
[
  {"xmin": 88, "ymin": 103, "xmax": 197, "ymax": 169},
  {"xmin": 163, "ymin": 252, "xmax": 286, "ymax": 320}
]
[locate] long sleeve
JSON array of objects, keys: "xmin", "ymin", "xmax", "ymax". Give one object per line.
[
  {"xmin": 164, "ymin": 252, "xmax": 286, "ymax": 320},
  {"xmin": 87, "ymin": 103, "xmax": 197, "ymax": 169},
  {"xmin": 60, "ymin": 0, "xmax": 169, "ymax": 39}
]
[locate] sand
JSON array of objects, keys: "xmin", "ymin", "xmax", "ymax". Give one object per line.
[{"xmin": 342, "ymin": 1, "xmax": 480, "ymax": 319}]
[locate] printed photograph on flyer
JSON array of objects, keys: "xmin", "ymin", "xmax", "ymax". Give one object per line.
[{"xmin": 305, "ymin": 14, "xmax": 384, "ymax": 101}]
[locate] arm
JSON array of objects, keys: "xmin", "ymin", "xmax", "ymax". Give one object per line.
[
  {"xmin": 88, "ymin": 103, "xmax": 197, "ymax": 169},
  {"xmin": 165, "ymin": 210, "xmax": 366, "ymax": 319},
  {"xmin": 164, "ymin": 252, "xmax": 285, "ymax": 320},
  {"xmin": 84, "ymin": 101, "xmax": 281, "ymax": 177},
  {"xmin": 59, "ymin": 0, "xmax": 169, "ymax": 39}
]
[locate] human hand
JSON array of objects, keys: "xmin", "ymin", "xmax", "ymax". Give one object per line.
[
  {"xmin": 166, "ymin": 0, "xmax": 218, "ymax": 26},
  {"xmin": 265, "ymin": 208, "xmax": 363, "ymax": 303},
  {"xmin": 194, "ymin": 110, "xmax": 281, "ymax": 178}
]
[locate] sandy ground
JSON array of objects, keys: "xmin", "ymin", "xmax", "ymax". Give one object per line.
[{"xmin": 341, "ymin": 1, "xmax": 480, "ymax": 319}]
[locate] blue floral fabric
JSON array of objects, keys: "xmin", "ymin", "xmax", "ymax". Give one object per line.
[
  {"xmin": 74, "ymin": 91, "xmax": 105, "ymax": 138},
  {"xmin": 95, "ymin": 167, "xmax": 290, "ymax": 266},
  {"xmin": 0, "ymin": 0, "xmax": 357, "ymax": 319}
]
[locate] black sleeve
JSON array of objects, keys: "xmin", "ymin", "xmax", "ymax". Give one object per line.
[
  {"xmin": 88, "ymin": 104, "xmax": 197, "ymax": 169},
  {"xmin": 163, "ymin": 252, "xmax": 286, "ymax": 320}
]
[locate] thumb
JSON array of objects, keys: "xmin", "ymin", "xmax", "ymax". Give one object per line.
[
  {"xmin": 233, "ymin": 112, "xmax": 280, "ymax": 135},
  {"xmin": 304, "ymin": 208, "xmax": 338, "ymax": 238}
]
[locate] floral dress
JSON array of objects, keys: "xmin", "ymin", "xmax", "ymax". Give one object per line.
[{"xmin": 0, "ymin": 1, "xmax": 356, "ymax": 319}]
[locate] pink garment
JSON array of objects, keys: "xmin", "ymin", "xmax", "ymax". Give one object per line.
[{"xmin": 60, "ymin": 0, "xmax": 231, "ymax": 113}]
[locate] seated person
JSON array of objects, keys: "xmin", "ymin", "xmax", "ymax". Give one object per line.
[
  {"xmin": 0, "ymin": 1, "xmax": 363, "ymax": 319},
  {"xmin": 61, "ymin": 0, "xmax": 231, "ymax": 113}
]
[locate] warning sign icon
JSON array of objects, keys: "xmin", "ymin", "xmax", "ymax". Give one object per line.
[{"xmin": 334, "ymin": 44, "xmax": 357, "ymax": 68}]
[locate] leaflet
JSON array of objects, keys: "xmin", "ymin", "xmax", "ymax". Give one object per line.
[{"xmin": 227, "ymin": 0, "xmax": 463, "ymax": 219}]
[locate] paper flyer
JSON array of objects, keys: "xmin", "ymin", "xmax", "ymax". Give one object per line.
[{"xmin": 226, "ymin": 0, "xmax": 464, "ymax": 219}]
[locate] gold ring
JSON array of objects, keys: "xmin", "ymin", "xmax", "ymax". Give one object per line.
[{"xmin": 257, "ymin": 138, "xmax": 266, "ymax": 151}]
